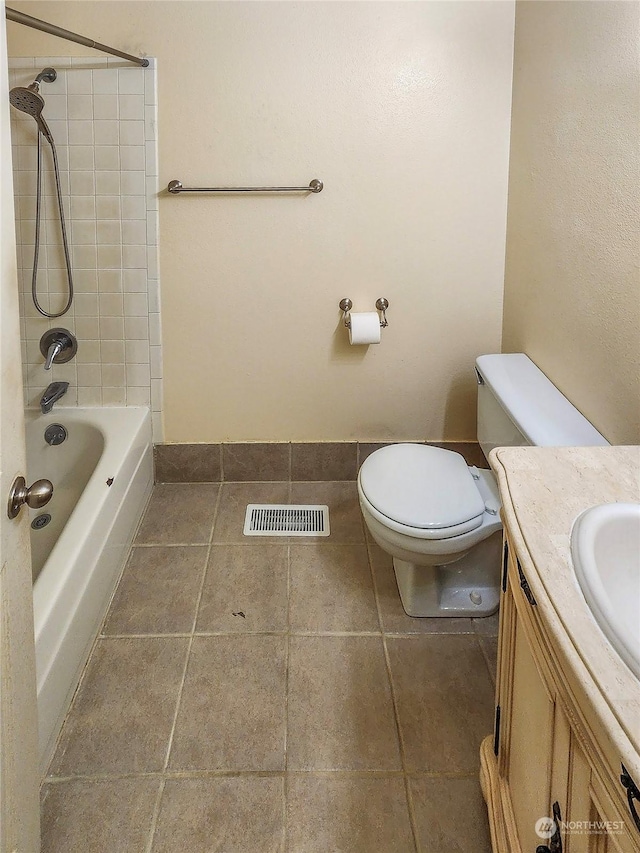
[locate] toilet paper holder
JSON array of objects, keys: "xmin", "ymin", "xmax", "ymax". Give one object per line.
[{"xmin": 339, "ymin": 298, "xmax": 389, "ymax": 329}]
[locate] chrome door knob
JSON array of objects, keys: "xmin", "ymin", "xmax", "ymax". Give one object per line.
[{"xmin": 7, "ymin": 476, "xmax": 54, "ymax": 519}]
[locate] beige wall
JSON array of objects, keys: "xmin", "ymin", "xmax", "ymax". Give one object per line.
[
  {"xmin": 503, "ymin": 1, "xmax": 640, "ymax": 445},
  {"xmin": 8, "ymin": 1, "xmax": 515, "ymax": 442}
]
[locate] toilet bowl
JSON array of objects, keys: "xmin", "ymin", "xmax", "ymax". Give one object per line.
[
  {"xmin": 358, "ymin": 443, "xmax": 503, "ymax": 617},
  {"xmin": 357, "ymin": 353, "xmax": 609, "ymax": 618}
]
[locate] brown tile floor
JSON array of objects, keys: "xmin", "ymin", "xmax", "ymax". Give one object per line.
[{"xmin": 42, "ymin": 481, "xmax": 498, "ymax": 853}]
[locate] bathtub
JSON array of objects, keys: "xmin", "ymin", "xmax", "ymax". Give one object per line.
[{"xmin": 26, "ymin": 407, "xmax": 153, "ymax": 773}]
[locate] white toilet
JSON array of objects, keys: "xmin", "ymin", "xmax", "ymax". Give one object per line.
[{"xmin": 357, "ymin": 353, "xmax": 609, "ymax": 618}]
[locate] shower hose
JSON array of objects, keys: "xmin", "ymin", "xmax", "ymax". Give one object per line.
[{"xmin": 32, "ymin": 129, "xmax": 74, "ymax": 318}]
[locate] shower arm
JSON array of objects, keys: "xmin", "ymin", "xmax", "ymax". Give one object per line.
[{"xmin": 5, "ymin": 7, "xmax": 149, "ymax": 68}]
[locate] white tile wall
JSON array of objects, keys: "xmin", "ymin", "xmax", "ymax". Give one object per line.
[{"xmin": 9, "ymin": 57, "xmax": 163, "ymax": 440}]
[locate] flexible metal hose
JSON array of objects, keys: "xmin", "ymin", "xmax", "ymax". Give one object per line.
[{"xmin": 32, "ymin": 129, "xmax": 74, "ymax": 318}]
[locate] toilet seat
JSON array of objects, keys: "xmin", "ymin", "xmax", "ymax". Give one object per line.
[{"xmin": 358, "ymin": 444, "xmax": 486, "ymax": 540}]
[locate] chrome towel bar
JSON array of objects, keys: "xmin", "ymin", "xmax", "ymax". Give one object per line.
[{"xmin": 167, "ymin": 179, "xmax": 323, "ymax": 195}]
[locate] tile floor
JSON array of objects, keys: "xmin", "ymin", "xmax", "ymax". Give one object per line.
[{"xmin": 42, "ymin": 481, "xmax": 499, "ymax": 852}]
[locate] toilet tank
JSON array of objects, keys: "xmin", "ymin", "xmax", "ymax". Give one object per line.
[{"xmin": 475, "ymin": 354, "xmax": 609, "ymax": 459}]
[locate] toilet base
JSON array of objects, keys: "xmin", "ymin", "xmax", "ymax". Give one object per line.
[{"xmin": 392, "ymin": 531, "xmax": 502, "ymax": 618}]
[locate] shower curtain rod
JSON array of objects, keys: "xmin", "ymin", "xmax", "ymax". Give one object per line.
[{"xmin": 5, "ymin": 7, "xmax": 149, "ymax": 67}]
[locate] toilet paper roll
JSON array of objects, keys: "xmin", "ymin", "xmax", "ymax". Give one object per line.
[{"xmin": 349, "ymin": 312, "xmax": 381, "ymax": 345}]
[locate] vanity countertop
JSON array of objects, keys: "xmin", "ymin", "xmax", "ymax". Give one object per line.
[{"xmin": 489, "ymin": 445, "xmax": 640, "ymax": 779}]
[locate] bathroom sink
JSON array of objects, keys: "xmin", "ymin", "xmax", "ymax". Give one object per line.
[{"xmin": 571, "ymin": 503, "xmax": 640, "ymax": 680}]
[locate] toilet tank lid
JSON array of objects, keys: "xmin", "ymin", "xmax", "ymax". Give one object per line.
[{"xmin": 475, "ymin": 354, "xmax": 609, "ymax": 447}]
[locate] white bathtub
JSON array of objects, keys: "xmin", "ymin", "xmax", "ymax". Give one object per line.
[{"xmin": 26, "ymin": 407, "xmax": 153, "ymax": 773}]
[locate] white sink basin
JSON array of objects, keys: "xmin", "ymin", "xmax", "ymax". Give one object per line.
[{"xmin": 571, "ymin": 503, "xmax": 640, "ymax": 679}]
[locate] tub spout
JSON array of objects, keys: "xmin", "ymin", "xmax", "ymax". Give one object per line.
[{"xmin": 40, "ymin": 381, "xmax": 69, "ymax": 414}]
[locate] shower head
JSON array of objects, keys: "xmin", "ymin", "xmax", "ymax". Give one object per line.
[
  {"xmin": 9, "ymin": 87, "xmax": 53, "ymax": 142},
  {"xmin": 9, "ymin": 67, "xmax": 56, "ymax": 143}
]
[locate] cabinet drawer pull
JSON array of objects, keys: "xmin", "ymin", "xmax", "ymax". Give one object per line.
[
  {"xmin": 621, "ymin": 763, "xmax": 640, "ymax": 833},
  {"xmin": 536, "ymin": 802, "xmax": 563, "ymax": 853},
  {"xmin": 517, "ymin": 559, "xmax": 537, "ymax": 606},
  {"xmin": 493, "ymin": 705, "xmax": 501, "ymax": 756},
  {"xmin": 501, "ymin": 542, "xmax": 509, "ymax": 592}
]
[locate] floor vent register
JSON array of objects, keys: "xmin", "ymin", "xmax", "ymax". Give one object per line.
[{"xmin": 243, "ymin": 505, "xmax": 330, "ymax": 537}]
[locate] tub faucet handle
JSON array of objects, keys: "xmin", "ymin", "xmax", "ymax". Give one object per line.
[
  {"xmin": 45, "ymin": 339, "xmax": 64, "ymax": 370},
  {"xmin": 7, "ymin": 476, "xmax": 54, "ymax": 519},
  {"xmin": 40, "ymin": 328, "xmax": 78, "ymax": 371}
]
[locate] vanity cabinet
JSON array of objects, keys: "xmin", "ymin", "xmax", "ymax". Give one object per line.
[{"xmin": 480, "ymin": 530, "xmax": 640, "ymax": 853}]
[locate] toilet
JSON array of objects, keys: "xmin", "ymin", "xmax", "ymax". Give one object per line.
[{"xmin": 357, "ymin": 353, "xmax": 609, "ymax": 618}]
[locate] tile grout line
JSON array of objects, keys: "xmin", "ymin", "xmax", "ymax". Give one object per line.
[
  {"xmin": 45, "ymin": 767, "xmax": 479, "ymax": 786},
  {"xmin": 146, "ymin": 483, "xmax": 223, "ymax": 852},
  {"xmin": 132, "ymin": 539, "xmax": 376, "ymax": 550},
  {"xmin": 160, "ymin": 482, "xmax": 223, "ymax": 768},
  {"xmin": 290, "ymin": 629, "xmax": 381, "ymax": 637},
  {"xmin": 366, "ymin": 537, "xmax": 421, "ymax": 853},
  {"xmin": 381, "ymin": 637, "xmax": 422, "ymax": 853},
  {"xmin": 127, "ymin": 541, "xmax": 214, "ymax": 548},
  {"xmin": 46, "ymin": 768, "xmax": 426, "ymax": 784},
  {"xmin": 102, "ymin": 632, "xmax": 192, "ymax": 640},
  {"xmin": 283, "ymin": 540, "xmax": 291, "ymax": 853},
  {"xmin": 283, "ymin": 476, "xmax": 293, "ymax": 853},
  {"xmin": 144, "ymin": 779, "xmax": 166, "ymax": 853},
  {"xmin": 101, "ymin": 630, "xmax": 288, "ymax": 639},
  {"xmin": 474, "ymin": 631, "xmax": 498, "ymax": 689}
]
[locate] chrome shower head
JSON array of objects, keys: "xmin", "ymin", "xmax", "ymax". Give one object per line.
[{"xmin": 9, "ymin": 68, "xmax": 56, "ymax": 142}]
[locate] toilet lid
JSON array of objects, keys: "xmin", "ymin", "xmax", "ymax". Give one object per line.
[{"xmin": 359, "ymin": 444, "xmax": 485, "ymax": 530}]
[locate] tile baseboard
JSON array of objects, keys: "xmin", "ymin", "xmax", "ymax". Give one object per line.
[{"xmin": 154, "ymin": 441, "xmax": 486, "ymax": 483}]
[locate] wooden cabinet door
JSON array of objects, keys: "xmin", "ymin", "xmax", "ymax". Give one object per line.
[
  {"xmin": 495, "ymin": 539, "xmax": 556, "ymax": 852},
  {"xmin": 578, "ymin": 758, "xmax": 640, "ymax": 853},
  {"xmin": 505, "ymin": 601, "xmax": 555, "ymax": 850},
  {"xmin": 542, "ymin": 668, "xmax": 639, "ymax": 853},
  {"xmin": 489, "ymin": 532, "xmax": 640, "ymax": 853}
]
